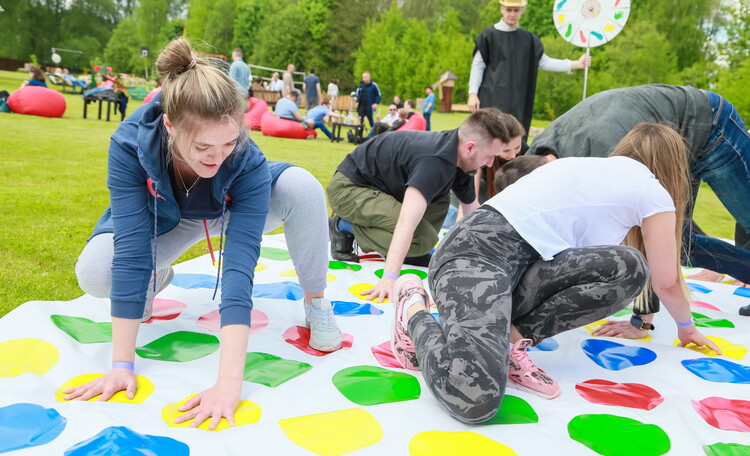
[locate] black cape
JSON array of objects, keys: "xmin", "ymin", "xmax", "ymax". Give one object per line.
[{"xmin": 474, "ymin": 27, "xmax": 544, "ymax": 135}]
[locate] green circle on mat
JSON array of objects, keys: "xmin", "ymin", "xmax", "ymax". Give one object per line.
[
  {"xmin": 260, "ymin": 247, "xmax": 291, "ymax": 261},
  {"xmin": 374, "ymin": 269, "xmax": 428, "ymax": 280},
  {"xmin": 50, "ymin": 315, "xmax": 112, "ymax": 344},
  {"xmin": 136, "ymin": 331, "xmax": 220, "ymax": 362},
  {"xmin": 328, "ymin": 261, "xmax": 362, "ymax": 271},
  {"xmin": 703, "ymin": 442, "xmax": 750, "ymax": 456},
  {"xmin": 568, "ymin": 414, "xmax": 670, "ymax": 456},
  {"xmin": 332, "ymin": 365, "xmax": 421, "ymax": 406},
  {"xmin": 243, "ymin": 352, "xmax": 312, "ymax": 387},
  {"xmin": 692, "ymin": 311, "xmax": 735, "ymax": 328},
  {"xmin": 481, "ymin": 395, "xmax": 539, "ymax": 425},
  {"xmin": 612, "ymin": 305, "xmax": 634, "ymax": 318}
]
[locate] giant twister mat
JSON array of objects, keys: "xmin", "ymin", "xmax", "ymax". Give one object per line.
[{"xmin": 2, "ymin": 233, "xmax": 750, "ymax": 455}]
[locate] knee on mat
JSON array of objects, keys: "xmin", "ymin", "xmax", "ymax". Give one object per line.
[
  {"xmin": 75, "ymin": 258, "xmax": 112, "ymax": 299},
  {"xmin": 447, "ymin": 392, "xmax": 504, "ymax": 425}
]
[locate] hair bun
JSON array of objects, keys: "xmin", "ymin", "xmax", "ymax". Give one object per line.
[{"xmin": 156, "ymin": 37, "xmax": 197, "ymax": 80}]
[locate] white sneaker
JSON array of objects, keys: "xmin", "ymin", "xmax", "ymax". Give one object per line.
[
  {"xmin": 305, "ymin": 298, "xmax": 343, "ymax": 352},
  {"xmin": 142, "ymin": 266, "xmax": 175, "ymax": 321}
]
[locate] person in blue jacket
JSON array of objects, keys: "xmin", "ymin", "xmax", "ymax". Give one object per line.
[
  {"xmin": 356, "ymin": 71, "xmax": 381, "ymax": 130},
  {"xmin": 65, "ymin": 38, "xmax": 342, "ymax": 429}
]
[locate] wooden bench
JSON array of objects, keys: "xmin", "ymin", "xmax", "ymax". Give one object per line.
[{"xmin": 253, "ymin": 89, "xmax": 282, "ymax": 107}]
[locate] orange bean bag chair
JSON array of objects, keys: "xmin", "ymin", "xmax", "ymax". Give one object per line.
[
  {"xmin": 260, "ymin": 112, "xmax": 317, "ymax": 139},
  {"xmin": 244, "ymin": 97, "xmax": 268, "ymax": 131},
  {"xmin": 8, "ymin": 87, "xmax": 66, "ymax": 118},
  {"xmin": 396, "ymin": 112, "xmax": 427, "ymax": 131}
]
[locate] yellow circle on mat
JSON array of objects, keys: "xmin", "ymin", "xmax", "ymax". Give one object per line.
[
  {"xmin": 255, "ymin": 262, "xmax": 268, "ymax": 272},
  {"xmin": 0, "ymin": 338, "xmax": 59, "ymax": 378},
  {"xmin": 279, "ymin": 408, "xmax": 383, "ymax": 456},
  {"xmin": 409, "ymin": 431, "xmax": 518, "ymax": 456},
  {"xmin": 280, "ymin": 269, "xmax": 336, "ymax": 282},
  {"xmin": 584, "ymin": 320, "xmax": 652, "ymax": 342},
  {"xmin": 348, "ymin": 283, "xmax": 388, "ymax": 303},
  {"xmin": 675, "ymin": 336, "xmax": 747, "ymax": 360},
  {"xmin": 55, "ymin": 373, "xmax": 154, "ymax": 403},
  {"xmin": 162, "ymin": 394, "xmax": 262, "ymax": 431}
]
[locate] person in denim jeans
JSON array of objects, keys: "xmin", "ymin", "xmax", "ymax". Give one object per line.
[{"xmin": 528, "ymin": 84, "xmax": 750, "ymax": 318}]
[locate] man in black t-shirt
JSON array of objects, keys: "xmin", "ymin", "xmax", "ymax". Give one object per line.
[{"xmin": 326, "ymin": 108, "xmax": 525, "ymax": 301}]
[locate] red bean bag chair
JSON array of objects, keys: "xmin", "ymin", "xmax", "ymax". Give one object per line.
[
  {"xmin": 8, "ymin": 87, "xmax": 66, "ymax": 118},
  {"xmin": 243, "ymin": 97, "xmax": 268, "ymax": 131},
  {"xmin": 260, "ymin": 112, "xmax": 317, "ymax": 139},
  {"xmin": 396, "ymin": 112, "xmax": 427, "ymax": 131},
  {"xmin": 143, "ymin": 88, "xmax": 161, "ymax": 104}
]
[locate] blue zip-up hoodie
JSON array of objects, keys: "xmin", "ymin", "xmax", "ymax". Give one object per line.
[{"xmin": 90, "ymin": 95, "xmax": 272, "ymax": 327}]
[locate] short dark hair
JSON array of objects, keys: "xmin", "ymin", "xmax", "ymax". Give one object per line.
[
  {"xmin": 310, "ymin": 68, "xmax": 316, "ymax": 73},
  {"xmin": 494, "ymin": 155, "xmax": 548, "ymax": 193},
  {"xmin": 458, "ymin": 108, "xmax": 525, "ymax": 146}
]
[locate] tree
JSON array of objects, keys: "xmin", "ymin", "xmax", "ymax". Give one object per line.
[
  {"xmin": 252, "ymin": 4, "xmax": 312, "ymax": 72},
  {"xmin": 204, "ymin": 0, "xmax": 238, "ymax": 56},
  {"xmin": 721, "ymin": 0, "xmax": 750, "ymax": 67},
  {"xmin": 103, "ymin": 16, "xmax": 141, "ymax": 73},
  {"xmin": 233, "ymin": 0, "xmax": 276, "ymax": 58},
  {"xmin": 716, "ymin": 59, "xmax": 750, "ymax": 120},
  {"xmin": 534, "ymin": 35, "xmax": 586, "ymax": 119}
]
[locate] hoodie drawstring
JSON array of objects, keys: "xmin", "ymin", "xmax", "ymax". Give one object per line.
[
  {"xmin": 203, "ymin": 220, "xmax": 216, "ymax": 265},
  {"xmin": 151, "ymin": 181, "xmax": 159, "ymax": 292},
  {"xmin": 212, "ymin": 189, "xmax": 228, "ymax": 300}
]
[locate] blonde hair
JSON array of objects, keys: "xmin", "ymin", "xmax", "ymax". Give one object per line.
[
  {"xmin": 609, "ymin": 123, "xmax": 692, "ymax": 312},
  {"xmin": 156, "ymin": 37, "xmax": 247, "ymax": 161}
]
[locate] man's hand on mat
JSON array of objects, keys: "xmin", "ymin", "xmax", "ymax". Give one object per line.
[
  {"xmin": 175, "ymin": 379, "xmax": 242, "ymax": 430},
  {"xmin": 676, "ymin": 326, "xmax": 723, "ymax": 355},
  {"xmin": 592, "ymin": 321, "xmax": 648, "ymax": 339},
  {"xmin": 62, "ymin": 368, "xmax": 137, "ymax": 401},
  {"xmin": 363, "ymin": 277, "xmax": 395, "ymax": 302}
]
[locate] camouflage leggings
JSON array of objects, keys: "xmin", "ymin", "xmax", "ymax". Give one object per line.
[{"xmin": 411, "ymin": 207, "xmax": 648, "ymax": 424}]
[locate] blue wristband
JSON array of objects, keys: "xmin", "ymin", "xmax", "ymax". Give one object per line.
[
  {"xmin": 383, "ymin": 272, "xmax": 400, "ymax": 280},
  {"xmin": 676, "ymin": 319, "xmax": 693, "ymax": 327},
  {"xmin": 112, "ymin": 361, "xmax": 135, "ymax": 371}
]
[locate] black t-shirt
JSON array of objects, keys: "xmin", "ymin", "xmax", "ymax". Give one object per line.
[
  {"xmin": 336, "ymin": 129, "xmax": 475, "ymax": 205},
  {"xmin": 169, "ymin": 163, "xmax": 224, "ymax": 220}
]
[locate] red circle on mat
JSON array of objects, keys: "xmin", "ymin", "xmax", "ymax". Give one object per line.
[
  {"xmin": 691, "ymin": 301, "xmax": 721, "ymax": 311},
  {"xmin": 693, "ymin": 396, "xmax": 750, "ymax": 432},
  {"xmin": 282, "ymin": 326, "xmax": 353, "ymax": 356},
  {"xmin": 371, "ymin": 341, "xmax": 404, "ymax": 369},
  {"xmin": 195, "ymin": 309, "xmax": 268, "ymax": 334},
  {"xmin": 143, "ymin": 299, "xmax": 187, "ymax": 323},
  {"xmin": 575, "ymin": 379, "xmax": 664, "ymax": 411}
]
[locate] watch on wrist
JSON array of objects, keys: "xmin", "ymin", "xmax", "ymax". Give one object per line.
[{"xmin": 630, "ymin": 314, "xmax": 655, "ymax": 331}]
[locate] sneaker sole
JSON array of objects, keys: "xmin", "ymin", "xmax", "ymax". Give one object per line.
[
  {"xmin": 505, "ymin": 379, "xmax": 561, "ymax": 400},
  {"xmin": 390, "ymin": 274, "xmax": 426, "ymax": 371}
]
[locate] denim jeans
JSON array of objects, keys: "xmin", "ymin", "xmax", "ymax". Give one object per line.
[
  {"xmin": 424, "ymin": 111, "xmax": 432, "ymax": 131},
  {"xmin": 313, "ymin": 120, "xmax": 333, "ymax": 139},
  {"xmin": 692, "ymin": 91, "xmax": 750, "ymax": 242}
]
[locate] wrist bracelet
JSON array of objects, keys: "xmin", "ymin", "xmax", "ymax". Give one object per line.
[
  {"xmin": 676, "ymin": 319, "xmax": 693, "ymax": 327},
  {"xmin": 112, "ymin": 361, "xmax": 135, "ymax": 371},
  {"xmin": 383, "ymin": 272, "xmax": 400, "ymax": 280}
]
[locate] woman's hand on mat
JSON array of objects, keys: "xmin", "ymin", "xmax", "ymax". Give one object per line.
[
  {"xmin": 676, "ymin": 326, "xmax": 723, "ymax": 355},
  {"xmin": 62, "ymin": 368, "xmax": 137, "ymax": 401},
  {"xmin": 174, "ymin": 379, "xmax": 242, "ymax": 430},
  {"xmin": 592, "ymin": 320, "xmax": 648, "ymax": 339},
  {"xmin": 363, "ymin": 277, "xmax": 395, "ymax": 302}
]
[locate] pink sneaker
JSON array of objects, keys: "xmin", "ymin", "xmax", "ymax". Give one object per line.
[
  {"xmin": 507, "ymin": 339, "xmax": 561, "ymax": 399},
  {"xmin": 390, "ymin": 274, "xmax": 428, "ymax": 371}
]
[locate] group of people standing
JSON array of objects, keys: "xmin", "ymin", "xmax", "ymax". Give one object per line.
[{"xmin": 62, "ymin": 0, "xmax": 748, "ymax": 431}]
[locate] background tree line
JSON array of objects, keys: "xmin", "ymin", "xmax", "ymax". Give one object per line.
[{"xmin": 1, "ymin": 0, "xmax": 748, "ymax": 119}]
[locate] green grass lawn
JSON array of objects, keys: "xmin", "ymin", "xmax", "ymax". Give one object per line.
[{"xmin": 0, "ymin": 69, "xmax": 736, "ymax": 317}]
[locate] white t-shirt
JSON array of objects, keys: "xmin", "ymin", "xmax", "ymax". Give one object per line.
[{"xmin": 485, "ymin": 157, "xmax": 676, "ymax": 260}]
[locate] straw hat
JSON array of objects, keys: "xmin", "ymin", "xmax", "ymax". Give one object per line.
[{"xmin": 500, "ymin": 0, "xmax": 528, "ymax": 6}]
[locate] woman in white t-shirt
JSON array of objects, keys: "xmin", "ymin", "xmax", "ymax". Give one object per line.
[
  {"xmin": 387, "ymin": 123, "xmax": 721, "ymax": 424},
  {"xmin": 326, "ymin": 78, "xmax": 339, "ymax": 110}
]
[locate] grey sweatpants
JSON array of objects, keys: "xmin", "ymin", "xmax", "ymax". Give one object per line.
[
  {"xmin": 76, "ymin": 166, "xmax": 328, "ymax": 298},
  {"xmin": 412, "ymin": 207, "xmax": 649, "ymax": 424}
]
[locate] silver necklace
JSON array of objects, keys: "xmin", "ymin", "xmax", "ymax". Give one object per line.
[{"xmin": 174, "ymin": 162, "xmax": 200, "ymax": 197}]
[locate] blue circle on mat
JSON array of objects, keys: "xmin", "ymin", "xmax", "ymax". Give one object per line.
[
  {"xmin": 581, "ymin": 339, "xmax": 657, "ymax": 370},
  {"xmin": 65, "ymin": 426, "xmax": 189, "ymax": 455},
  {"xmin": 0, "ymin": 403, "xmax": 67, "ymax": 453},
  {"xmin": 253, "ymin": 281, "xmax": 304, "ymax": 300},
  {"xmin": 733, "ymin": 287, "xmax": 750, "ymax": 298},
  {"xmin": 172, "ymin": 273, "xmax": 217, "ymax": 289},
  {"xmin": 682, "ymin": 358, "xmax": 750, "ymax": 384},
  {"xmin": 687, "ymin": 282, "xmax": 713, "ymax": 294},
  {"xmin": 332, "ymin": 301, "xmax": 384, "ymax": 316},
  {"xmin": 528, "ymin": 338, "xmax": 559, "ymax": 352}
]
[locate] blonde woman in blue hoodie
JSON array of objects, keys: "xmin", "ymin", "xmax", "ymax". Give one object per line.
[{"xmin": 65, "ymin": 38, "xmax": 341, "ymax": 429}]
